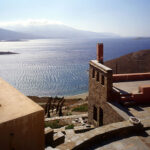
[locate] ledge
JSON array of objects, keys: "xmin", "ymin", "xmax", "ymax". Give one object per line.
[
  {"xmin": 90, "ymin": 60, "xmax": 112, "ymax": 73},
  {"xmin": 113, "ymin": 72, "xmax": 150, "ymax": 82}
]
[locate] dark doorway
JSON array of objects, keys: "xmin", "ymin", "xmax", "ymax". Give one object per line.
[
  {"xmin": 99, "ymin": 107, "xmax": 103, "ymax": 126},
  {"xmin": 93, "ymin": 106, "xmax": 97, "ymax": 121}
]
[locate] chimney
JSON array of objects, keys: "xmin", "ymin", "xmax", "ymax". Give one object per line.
[{"xmin": 97, "ymin": 43, "xmax": 103, "ymax": 64}]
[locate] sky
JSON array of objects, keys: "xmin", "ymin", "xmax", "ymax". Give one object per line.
[{"xmin": 0, "ymin": 0, "xmax": 150, "ymax": 37}]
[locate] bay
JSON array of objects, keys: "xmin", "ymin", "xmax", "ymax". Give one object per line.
[{"xmin": 0, "ymin": 38, "xmax": 150, "ymax": 96}]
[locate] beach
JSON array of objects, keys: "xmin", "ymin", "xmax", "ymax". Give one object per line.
[
  {"xmin": 29, "ymin": 92, "xmax": 88, "ymax": 106},
  {"xmin": 64, "ymin": 92, "xmax": 88, "ymax": 99}
]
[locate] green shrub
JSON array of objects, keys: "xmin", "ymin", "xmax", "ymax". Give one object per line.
[
  {"xmin": 66, "ymin": 112, "xmax": 72, "ymax": 116},
  {"xmin": 72, "ymin": 104, "xmax": 88, "ymax": 112},
  {"xmin": 45, "ymin": 120, "xmax": 66, "ymax": 129},
  {"xmin": 65, "ymin": 124, "xmax": 74, "ymax": 129}
]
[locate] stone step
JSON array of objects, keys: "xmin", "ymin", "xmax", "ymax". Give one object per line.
[
  {"xmin": 74, "ymin": 124, "xmax": 94, "ymax": 133},
  {"xmin": 45, "ymin": 146, "xmax": 60, "ymax": 150},
  {"xmin": 145, "ymin": 130, "xmax": 150, "ymax": 136},
  {"xmin": 65, "ymin": 129, "xmax": 75, "ymax": 136},
  {"xmin": 65, "ymin": 129, "xmax": 75, "ymax": 142},
  {"xmin": 53, "ymin": 131, "xmax": 65, "ymax": 147},
  {"xmin": 45, "ymin": 127, "xmax": 54, "ymax": 147}
]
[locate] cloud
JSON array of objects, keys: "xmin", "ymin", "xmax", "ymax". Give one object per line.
[{"xmin": 0, "ymin": 19, "xmax": 64, "ymax": 28}]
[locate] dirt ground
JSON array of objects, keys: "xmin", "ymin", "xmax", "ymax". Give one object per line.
[{"xmin": 28, "ymin": 96, "xmax": 88, "ymax": 117}]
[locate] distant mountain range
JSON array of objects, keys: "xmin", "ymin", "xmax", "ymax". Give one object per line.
[
  {"xmin": 0, "ymin": 28, "xmax": 35, "ymax": 41},
  {"xmin": 0, "ymin": 24, "xmax": 119, "ymax": 41}
]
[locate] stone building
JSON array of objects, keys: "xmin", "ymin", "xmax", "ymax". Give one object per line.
[
  {"xmin": 88, "ymin": 43, "xmax": 124, "ymax": 127},
  {"xmin": 0, "ymin": 78, "xmax": 44, "ymax": 150}
]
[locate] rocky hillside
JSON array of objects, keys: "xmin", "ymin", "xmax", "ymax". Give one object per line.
[{"xmin": 104, "ymin": 49, "xmax": 150, "ymax": 74}]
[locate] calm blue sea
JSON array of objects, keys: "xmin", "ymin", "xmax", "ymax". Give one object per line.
[{"xmin": 0, "ymin": 38, "xmax": 150, "ymax": 96}]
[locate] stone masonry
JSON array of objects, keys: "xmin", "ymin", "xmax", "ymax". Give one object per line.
[{"xmin": 88, "ymin": 43, "xmax": 124, "ymax": 127}]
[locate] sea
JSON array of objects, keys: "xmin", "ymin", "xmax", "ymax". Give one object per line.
[{"xmin": 0, "ymin": 38, "xmax": 150, "ymax": 97}]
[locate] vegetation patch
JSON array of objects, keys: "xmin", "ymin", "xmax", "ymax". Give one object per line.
[
  {"xmin": 66, "ymin": 112, "xmax": 72, "ymax": 116},
  {"xmin": 45, "ymin": 120, "xmax": 67, "ymax": 129},
  {"xmin": 72, "ymin": 104, "xmax": 88, "ymax": 112},
  {"xmin": 65, "ymin": 124, "xmax": 74, "ymax": 130}
]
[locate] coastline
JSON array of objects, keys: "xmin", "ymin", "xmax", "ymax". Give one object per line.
[
  {"xmin": 64, "ymin": 92, "xmax": 88, "ymax": 99},
  {"xmin": 28, "ymin": 92, "xmax": 88, "ymax": 103}
]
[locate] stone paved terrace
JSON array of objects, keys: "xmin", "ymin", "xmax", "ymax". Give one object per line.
[
  {"xmin": 113, "ymin": 80, "xmax": 150, "ymax": 94},
  {"xmin": 108, "ymin": 102, "xmax": 150, "ymax": 124},
  {"xmin": 128, "ymin": 105, "xmax": 150, "ymax": 124},
  {"xmin": 93, "ymin": 130, "xmax": 150, "ymax": 150}
]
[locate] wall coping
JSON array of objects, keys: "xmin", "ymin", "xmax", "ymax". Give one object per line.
[
  {"xmin": 90, "ymin": 60, "xmax": 112, "ymax": 73},
  {"xmin": 113, "ymin": 72, "xmax": 150, "ymax": 82},
  {"xmin": 45, "ymin": 114, "xmax": 88, "ymax": 122}
]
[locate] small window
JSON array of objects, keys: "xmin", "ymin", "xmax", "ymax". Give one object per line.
[
  {"xmin": 101, "ymin": 75, "xmax": 104, "ymax": 85},
  {"xmin": 96, "ymin": 71, "xmax": 99, "ymax": 81},
  {"xmin": 93, "ymin": 106, "xmax": 97, "ymax": 121},
  {"xmin": 92, "ymin": 68, "xmax": 95, "ymax": 78}
]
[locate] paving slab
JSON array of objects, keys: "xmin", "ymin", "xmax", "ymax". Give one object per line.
[{"xmin": 95, "ymin": 136, "xmax": 150, "ymax": 150}]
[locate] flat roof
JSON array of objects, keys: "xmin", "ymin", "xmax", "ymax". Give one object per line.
[
  {"xmin": 113, "ymin": 80, "xmax": 150, "ymax": 94},
  {"xmin": 0, "ymin": 78, "xmax": 43, "ymax": 124}
]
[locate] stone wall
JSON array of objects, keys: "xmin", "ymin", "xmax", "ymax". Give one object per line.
[{"xmin": 88, "ymin": 60, "xmax": 124, "ymax": 127}]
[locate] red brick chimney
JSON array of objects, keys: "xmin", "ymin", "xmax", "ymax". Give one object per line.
[{"xmin": 97, "ymin": 43, "xmax": 103, "ymax": 64}]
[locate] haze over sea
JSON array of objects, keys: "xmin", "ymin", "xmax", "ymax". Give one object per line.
[{"xmin": 0, "ymin": 38, "xmax": 150, "ymax": 97}]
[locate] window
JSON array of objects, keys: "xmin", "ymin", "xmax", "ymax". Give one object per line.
[
  {"xmin": 92, "ymin": 68, "xmax": 95, "ymax": 78},
  {"xmin": 101, "ymin": 74, "xmax": 104, "ymax": 85},
  {"xmin": 96, "ymin": 71, "xmax": 99, "ymax": 81},
  {"xmin": 93, "ymin": 106, "xmax": 97, "ymax": 121}
]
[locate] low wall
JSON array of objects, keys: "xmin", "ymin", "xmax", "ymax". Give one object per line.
[
  {"xmin": 120, "ymin": 85, "xmax": 150, "ymax": 104},
  {"xmin": 132, "ymin": 85, "xmax": 150, "ymax": 104},
  {"xmin": 113, "ymin": 72, "xmax": 150, "ymax": 82},
  {"xmin": 45, "ymin": 114, "xmax": 88, "ymax": 125}
]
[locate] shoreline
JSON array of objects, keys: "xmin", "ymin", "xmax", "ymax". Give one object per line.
[
  {"xmin": 28, "ymin": 92, "xmax": 89, "ymax": 103},
  {"xmin": 64, "ymin": 92, "xmax": 88, "ymax": 99}
]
